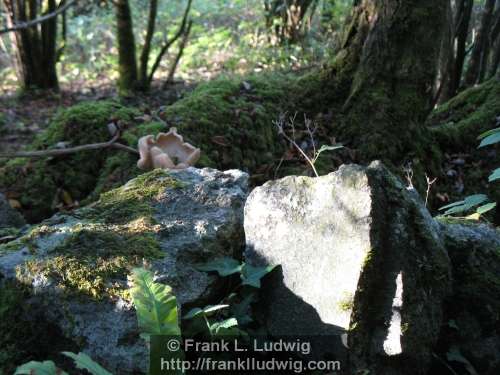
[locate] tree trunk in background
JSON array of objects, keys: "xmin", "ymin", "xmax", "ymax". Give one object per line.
[
  {"xmin": 436, "ymin": 0, "xmax": 454, "ymax": 105},
  {"xmin": 490, "ymin": 38, "xmax": 500, "ymax": 77},
  {"xmin": 327, "ymin": 0, "xmax": 448, "ymax": 163},
  {"xmin": 115, "ymin": 0, "xmax": 138, "ymax": 93},
  {"xmin": 440, "ymin": 0, "xmax": 473, "ymax": 101},
  {"xmin": 487, "ymin": 6, "xmax": 500, "ymax": 78},
  {"xmin": 264, "ymin": 0, "xmax": 315, "ymax": 42},
  {"xmin": 138, "ymin": 0, "xmax": 157, "ymax": 90},
  {"xmin": 2, "ymin": 0, "xmax": 59, "ymax": 90},
  {"xmin": 464, "ymin": 0, "xmax": 497, "ymax": 86}
]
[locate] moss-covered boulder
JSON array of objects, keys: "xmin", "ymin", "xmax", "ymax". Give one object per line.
[
  {"xmin": 0, "ymin": 167, "xmax": 248, "ymax": 373},
  {"xmin": 94, "ymin": 73, "xmax": 316, "ymax": 196},
  {"xmin": 0, "ymin": 101, "xmax": 140, "ymax": 223},
  {"xmin": 432, "ymin": 222, "xmax": 500, "ymax": 375},
  {"xmin": 244, "ymin": 161, "xmax": 451, "ymax": 374},
  {"xmin": 427, "ymin": 78, "xmax": 500, "ymax": 217}
]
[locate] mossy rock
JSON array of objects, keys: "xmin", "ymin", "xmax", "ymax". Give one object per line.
[
  {"xmin": 0, "ymin": 101, "xmax": 140, "ymax": 223},
  {"xmin": 427, "ymin": 78, "xmax": 500, "ymax": 217},
  {"xmin": 92, "ymin": 72, "xmax": 320, "ymax": 197},
  {"xmin": 433, "ymin": 222, "xmax": 500, "ymax": 375},
  {"xmin": 0, "ymin": 167, "xmax": 248, "ymax": 373},
  {"xmin": 428, "ymin": 78, "xmax": 500, "ymax": 149}
]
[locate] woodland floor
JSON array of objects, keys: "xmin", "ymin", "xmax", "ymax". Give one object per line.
[{"xmin": 0, "ymin": 82, "xmax": 191, "ymax": 153}]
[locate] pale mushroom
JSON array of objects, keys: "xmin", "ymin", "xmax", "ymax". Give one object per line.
[{"xmin": 137, "ymin": 127, "xmax": 200, "ymax": 171}]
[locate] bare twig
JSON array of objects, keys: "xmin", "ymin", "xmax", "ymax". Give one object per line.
[
  {"xmin": 273, "ymin": 113, "xmax": 319, "ymax": 177},
  {"xmin": 404, "ymin": 165, "xmax": 414, "ymax": 189},
  {"xmin": 425, "ymin": 174, "xmax": 437, "ymax": 207},
  {"xmin": 0, "ymin": 0, "xmax": 76, "ymax": 34},
  {"xmin": 0, "ymin": 131, "xmax": 138, "ymax": 159}
]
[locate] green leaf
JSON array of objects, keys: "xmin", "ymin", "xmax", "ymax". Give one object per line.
[
  {"xmin": 14, "ymin": 361, "xmax": 67, "ymax": 375},
  {"xmin": 478, "ymin": 127, "xmax": 500, "ymax": 140},
  {"xmin": 317, "ymin": 144, "xmax": 343, "ymax": 154},
  {"xmin": 476, "ymin": 202, "xmax": 497, "ymax": 214},
  {"xmin": 488, "ymin": 168, "xmax": 500, "ymax": 182},
  {"xmin": 62, "ymin": 352, "xmax": 112, "ymax": 375},
  {"xmin": 209, "ymin": 317, "xmax": 239, "ymax": 335},
  {"xmin": 130, "ymin": 268, "xmax": 180, "ymax": 336},
  {"xmin": 478, "ymin": 131, "xmax": 500, "ymax": 148},
  {"xmin": 183, "ymin": 304, "xmax": 229, "ymax": 320},
  {"xmin": 195, "ymin": 257, "xmax": 242, "ymax": 276},
  {"xmin": 231, "ymin": 293, "xmax": 255, "ymax": 325},
  {"xmin": 439, "ymin": 194, "xmax": 489, "ymax": 215},
  {"xmin": 240, "ymin": 263, "xmax": 277, "ymax": 288}
]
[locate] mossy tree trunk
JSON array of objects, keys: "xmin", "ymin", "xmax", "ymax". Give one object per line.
[
  {"xmin": 2, "ymin": 0, "xmax": 59, "ymax": 90},
  {"xmin": 264, "ymin": 0, "xmax": 316, "ymax": 43},
  {"xmin": 115, "ymin": 0, "xmax": 138, "ymax": 93},
  {"xmin": 464, "ymin": 0, "xmax": 497, "ymax": 86},
  {"xmin": 325, "ymin": 0, "xmax": 448, "ymax": 164},
  {"xmin": 438, "ymin": 0, "xmax": 474, "ymax": 102}
]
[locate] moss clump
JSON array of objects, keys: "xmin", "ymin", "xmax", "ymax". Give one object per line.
[
  {"xmin": 87, "ymin": 168, "xmax": 183, "ymax": 224},
  {"xmin": 429, "ymin": 78, "xmax": 500, "ymax": 149},
  {"xmin": 427, "ymin": 78, "xmax": 500, "ymax": 215},
  {"xmin": 92, "ymin": 73, "xmax": 308, "ymax": 192},
  {"xmin": 14, "ymin": 170, "xmax": 179, "ymax": 300},
  {"xmin": 0, "ymin": 101, "xmax": 139, "ymax": 223}
]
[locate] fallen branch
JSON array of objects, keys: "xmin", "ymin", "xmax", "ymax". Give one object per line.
[
  {"xmin": 0, "ymin": 131, "xmax": 138, "ymax": 159},
  {"xmin": 0, "ymin": 0, "xmax": 76, "ymax": 34}
]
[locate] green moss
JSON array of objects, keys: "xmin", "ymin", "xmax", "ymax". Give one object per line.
[
  {"xmin": 87, "ymin": 168, "xmax": 183, "ymax": 224},
  {"xmin": 429, "ymin": 78, "xmax": 500, "ymax": 148},
  {"xmin": 0, "ymin": 101, "xmax": 140, "ymax": 223},
  {"xmin": 427, "ymin": 78, "xmax": 500, "ymax": 213},
  {"xmin": 338, "ymin": 292, "xmax": 355, "ymax": 312},
  {"xmin": 13, "ymin": 170, "xmax": 180, "ymax": 300}
]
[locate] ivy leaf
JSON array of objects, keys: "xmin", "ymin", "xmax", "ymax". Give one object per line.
[
  {"xmin": 241, "ymin": 263, "xmax": 277, "ymax": 288},
  {"xmin": 231, "ymin": 293, "xmax": 255, "ymax": 325},
  {"xmin": 14, "ymin": 361, "xmax": 67, "ymax": 375},
  {"xmin": 209, "ymin": 317, "xmax": 239, "ymax": 336},
  {"xmin": 62, "ymin": 352, "xmax": 112, "ymax": 375},
  {"xmin": 195, "ymin": 257, "xmax": 242, "ymax": 276},
  {"xmin": 183, "ymin": 304, "xmax": 229, "ymax": 320}
]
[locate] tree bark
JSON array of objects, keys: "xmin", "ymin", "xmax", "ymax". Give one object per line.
[
  {"xmin": 464, "ymin": 0, "xmax": 497, "ymax": 86},
  {"xmin": 115, "ymin": 0, "xmax": 138, "ymax": 93},
  {"xmin": 487, "ymin": 6, "xmax": 500, "ymax": 78},
  {"xmin": 439, "ymin": 0, "xmax": 474, "ymax": 102},
  {"xmin": 264, "ymin": 0, "xmax": 315, "ymax": 43},
  {"xmin": 138, "ymin": 0, "xmax": 158, "ymax": 90},
  {"xmin": 329, "ymin": 0, "xmax": 448, "ymax": 163},
  {"xmin": 2, "ymin": 0, "xmax": 59, "ymax": 90}
]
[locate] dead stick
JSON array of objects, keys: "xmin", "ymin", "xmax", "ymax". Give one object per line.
[{"xmin": 0, "ymin": 132, "xmax": 138, "ymax": 158}]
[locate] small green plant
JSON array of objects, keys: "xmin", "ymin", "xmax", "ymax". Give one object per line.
[
  {"xmin": 274, "ymin": 113, "xmax": 343, "ymax": 177},
  {"xmin": 130, "ymin": 268, "xmax": 181, "ymax": 338},
  {"xmin": 439, "ymin": 126, "xmax": 499, "ymax": 219},
  {"xmin": 187, "ymin": 257, "xmax": 276, "ymax": 337}
]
